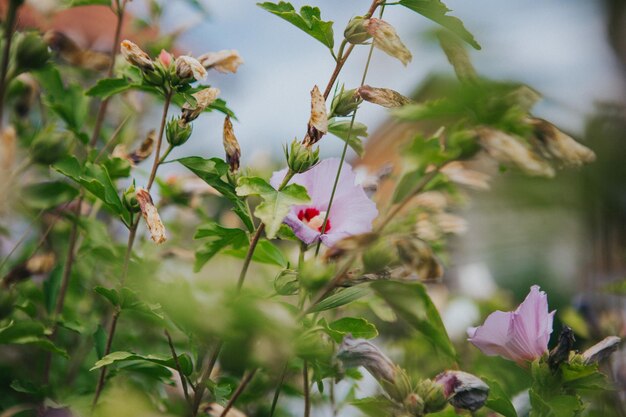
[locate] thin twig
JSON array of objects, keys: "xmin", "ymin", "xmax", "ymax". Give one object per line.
[
  {"xmin": 165, "ymin": 330, "xmax": 191, "ymax": 404},
  {"xmin": 91, "ymin": 308, "xmax": 120, "ymax": 408},
  {"xmin": 191, "ymin": 341, "xmax": 223, "ymax": 415},
  {"xmin": 269, "ymin": 363, "xmax": 289, "ymax": 417},
  {"xmin": 147, "ymin": 89, "xmax": 173, "ymax": 190},
  {"xmin": 218, "ymin": 368, "xmax": 258, "ymax": 417},
  {"xmin": 303, "ymin": 361, "xmax": 311, "ymax": 417}
]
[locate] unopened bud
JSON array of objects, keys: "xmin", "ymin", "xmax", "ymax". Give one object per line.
[
  {"xmin": 434, "ymin": 370, "xmax": 489, "ymax": 412},
  {"xmin": 417, "ymin": 379, "xmax": 447, "ymax": 413},
  {"xmin": 136, "ymin": 187, "xmax": 167, "ymax": 244},
  {"xmin": 528, "ymin": 117, "xmax": 596, "ymax": 167},
  {"xmin": 299, "ymin": 258, "xmax": 334, "ymax": 291},
  {"xmin": 123, "ymin": 184, "xmax": 141, "ymax": 213},
  {"xmin": 582, "ymin": 336, "xmax": 621, "ymax": 365},
  {"xmin": 120, "ymin": 40, "xmax": 154, "ymax": 72},
  {"xmin": 344, "ymin": 16, "xmax": 372, "ymax": 45},
  {"xmin": 478, "ymin": 128, "xmax": 555, "ymax": 177},
  {"xmin": 181, "ymin": 87, "xmax": 220, "ymax": 124},
  {"xmin": 404, "ymin": 393, "xmax": 425, "ymax": 416},
  {"xmin": 223, "ymin": 116, "xmax": 241, "ymax": 172},
  {"xmin": 166, "ymin": 117, "xmax": 193, "ymax": 147},
  {"xmin": 285, "ymin": 140, "xmax": 319, "ymax": 173},
  {"xmin": 337, "ymin": 335, "xmax": 397, "ymax": 384},
  {"xmin": 364, "ymin": 18, "xmax": 412, "ymax": 66},
  {"xmin": 198, "ymin": 49, "xmax": 244, "ymax": 74},
  {"xmin": 303, "ymin": 85, "xmax": 327, "ymax": 146},
  {"xmin": 158, "ymin": 49, "xmax": 173, "ymax": 68},
  {"xmin": 357, "ymin": 85, "xmax": 412, "ymax": 108},
  {"xmin": 175, "ymin": 55, "xmax": 207, "ymax": 81},
  {"xmin": 330, "ymin": 85, "xmax": 361, "ymax": 117},
  {"xmin": 14, "ymin": 32, "xmax": 50, "ymax": 72}
]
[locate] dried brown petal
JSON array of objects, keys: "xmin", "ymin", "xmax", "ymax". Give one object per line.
[
  {"xmin": 478, "ymin": 128, "xmax": 555, "ymax": 177},
  {"xmin": 136, "ymin": 188, "xmax": 167, "ymax": 244},
  {"xmin": 120, "ymin": 40, "xmax": 154, "ymax": 71},
  {"xmin": 175, "ymin": 55, "xmax": 207, "ymax": 81},
  {"xmin": 441, "ymin": 162, "xmax": 490, "ymax": 190},
  {"xmin": 337, "ymin": 335, "xmax": 397, "ymax": 383},
  {"xmin": 223, "ymin": 116, "xmax": 241, "ymax": 172},
  {"xmin": 357, "ymin": 85, "xmax": 412, "ymax": 108},
  {"xmin": 303, "ymin": 85, "xmax": 327, "ymax": 146},
  {"xmin": 364, "ymin": 18, "xmax": 412, "ymax": 66},
  {"xmin": 198, "ymin": 50, "xmax": 244, "ymax": 74},
  {"xmin": 44, "ymin": 31, "xmax": 110, "ymax": 71},
  {"xmin": 528, "ymin": 117, "xmax": 596, "ymax": 167},
  {"xmin": 181, "ymin": 87, "xmax": 220, "ymax": 124}
]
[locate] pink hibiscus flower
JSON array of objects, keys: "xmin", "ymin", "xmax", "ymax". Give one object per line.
[
  {"xmin": 270, "ymin": 158, "xmax": 378, "ymax": 247},
  {"xmin": 467, "ymin": 285, "xmax": 555, "ymax": 364}
]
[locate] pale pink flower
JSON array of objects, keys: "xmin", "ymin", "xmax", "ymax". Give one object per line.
[
  {"xmin": 467, "ymin": 285, "xmax": 555, "ymax": 364},
  {"xmin": 158, "ymin": 49, "xmax": 173, "ymax": 67},
  {"xmin": 270, "ymin": 158, "xmax": 378, "ymax": 247}
]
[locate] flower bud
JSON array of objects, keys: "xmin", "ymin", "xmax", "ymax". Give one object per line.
[
  {"xmin": 198, "ymin": 49, "xmax": 244, "ymax": 74},
  {"xmin": 223, "ymin": 116, "xmax": 241, "ymax": 172},
  {"xmin": 181, "ymin": 87, "xmax": 220, "ymax": 124},
  {"xmin": 120, "ymin": 40, "xmax": 154, "ymax": 72},
  {"xmin": 434, "ymin": 370, "xmax": 489, "ymax": 412},
  {"xmin": 478, "ymin": 127, "xmax": 555, "ymax": 178},
  {"xmin": 303, "ymin": 85, "xmax": 327, "ymax": 146},
  {"xmin": 166, "ymin": 117, "xmax": 193, "ymax": 147},
  {"xmin": 404, "ymin": 393, "xmax": 425, "ymax": 417},
  {"xmin": 344, "ymin": 16, "xmax": 372, "ymax": 45},
  {"xmin": 14, "ymin": 32, "xmax": 50, "ymax": 73},
  {"xmin": 299, "ymin": 258, "xmax": 334, "ymax": 291},
  {"xmin": 337, "ymin": 335, "xmax": 397, "ymax": 384},
  {"xmin": 330, "ymin": 85, "xmax": 361, "ymax": 117},
  {"xmin": 357, "ymin": 85, "xmax": 412, "ymax": 108},
  {"xmin": 528, "ymin": 117, "xmax": 596, "ymax": 167},
  {"xmin": 285, "ymin": 139, "xmax": 319, "ymax": 174},
  {"xmin": 417, "ymin": 379, "xmax": 447, "ymax": 413},
  {"xmin": 175, "ymin": 55, "xmax": 207, "ymax": 81},
  {"xmin": 364, "ymin": 18, "xmax": 412, "ymax": 66},
  {"xmin": 136, "ymin": 187, "xmax": 167, "ymax": 244},
  {"xmin": 123, "ymin": 184, "xmax": 141, "ymax": 213},
  {"xmin": 582, "ymin": 336, "xmax": 621, "ymax": 365},
  {"xmin": 158, "ymin": 49, "xmax": 173, "ymax": 68}
]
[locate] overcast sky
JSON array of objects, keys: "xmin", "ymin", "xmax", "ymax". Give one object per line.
[{"xmin": 129, "ymin": 0, "xmax": 625, "ymax": 167}]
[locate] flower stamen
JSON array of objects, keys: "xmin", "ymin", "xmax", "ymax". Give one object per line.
[{"xmin": 297, "ymin": 208, "xmax": 331, "ymax": 233}]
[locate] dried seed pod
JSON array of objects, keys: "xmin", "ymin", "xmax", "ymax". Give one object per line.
[
  {"xmin": 223, "ymin": 116, "xmax": 241, "ymax": 172},
  {"xmin": 120, "ymin": 39, "xmax": 154, "ymax": 72},
  {"xmin": 357, "ymin": 85, "xmax": 412, "ymax": 108},
  {"xmin": 303, "ymin": 85, "xmax": 327, "ymax": 146},
  {"xmin": 198, "ymin": 49, "xmax": 243, "ymax": 74},
  {"xmin": 136, "ymin": 188, "xmax": 167, "ymax": 244},
  {"xmin": 364, "ymin": 18, "xmax": 412, "ymax": 66}
]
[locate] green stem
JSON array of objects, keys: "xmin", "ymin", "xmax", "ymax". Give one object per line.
[
  {"xmin": 303, "ymin": 361, "xmax": 311, "ymax": 417},
  {"xmin": 165, "ymin": 330, "xmax": 191, "ymax": 405},
  {"xmin": 158, "ymin": 144, "xmax": 173, "ymax": 165},
  {"xmin": 269, "ymin": 363, "xmax": 289, "ymax": 417}
]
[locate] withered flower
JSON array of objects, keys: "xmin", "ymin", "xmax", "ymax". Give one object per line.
[
  {"xmin": 136, "ymin": 188, "xmax": 167, "ymax": 244},
  {"xmin": 357, "ymin": 85, "xmax": 412, "ymax": 108},
  {"xmin": 364, "ymin": 18, "xmax": 412, "ymax": 66},
  {"xmin": 198, "ymin": 50, "xmax": 244, "ymax": 74},
  {"xmin": 175, "ymin": 55, "xmax": 207, "ymax": 81},
  {"xmin": 181, "ymin": 87, "xmax": 220, "ymax": 124},
  {"xmin": 478, "ymin": 128, "xmax": 555, "ymax": 177},
  {"xmin": 303, "ymin": 85, "xmax": 327, "ymax": 146},
  {"xmin": 441, "ymin": 162, "xmax": 491, "ymax": 190},
  {"xmin": 434, "ymin": 370, "xmax": 489, "ymax": 412},
  {"xmin": 582, "ymin": 336, "xmax": 621, "ymax": 365},
  {"xmin": 114, "ymin": 130, "xmax": 155, "ymax": 165},
  {"xmin": 337, "ymin": 335, "xmax": 397, "ymax": 383},
  {"xmin": 44, "ymin": 31, "xmax": 109, "ymax": 71},
  {"xmin": 223, "ymin": 116, "xmax": 241, "ymax": 172},
  {"xmin": 2, "ymin": 253, "xmax": 56, "ymax": 288},
  {"xmin": 395, "ymin": 237, "xmax": 443, "ymax": 281},
  {"xmin": 120, "ymin": 40, "xmax": 154, "ymax": 72},
  {"xmin": 528, "ymin": 117, "xmax": 596, "ymax": 167}
]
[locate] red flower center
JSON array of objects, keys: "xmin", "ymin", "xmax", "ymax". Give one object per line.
[{"xmin": 297, "ymin": 207, "xmax": 331, "ymax": 233}]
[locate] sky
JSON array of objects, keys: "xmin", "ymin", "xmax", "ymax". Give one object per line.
[{"xmin": 127, "ymin": 0, "xmax": 625, "ymax": 168}]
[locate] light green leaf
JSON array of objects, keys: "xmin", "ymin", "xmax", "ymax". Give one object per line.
[
  {"xmin": 94, "ymin": 325, "xmax": 107, "ymax": 360},
  {"xmin": 483, "ymin": 377, "xmax": 518, "ymax": 417},
  {"xmin": 310, "ymin": 287, "xmax": 370, "ymax": 313},
  {"xmin": 258, "ymin": 2, "xmax": 334, "ymax": 49},
  {"xmin": 327, "ymin": 118, "xmax": 367, "ymax": 156},
  {"xmin": 194, "ymin": 223, "xmax": 248, "ymax": 271},
  {"xmin": 371, "ymin": 281, "xmax": 456, "ymax": 360},
  {"xmin": 326, "ymin": 317, "xmax": 378, "ymax": 342},
  {"xmin": 94, "ymin": 286, "xmax": 120, "ymax": 306},
  {"xmin": 236, "ymin": 176, "xmax": 310, "ymax": 239},
  {"xmin": 86, "ymin": 78, "xmax": 134, "ymax": 99},
  {"xmin": 350, "ymin": 396, "xmax": 397, "ymax": 417},
  {"xmin": 91, "ymin": 351, "xmax": 193, "ymax": 376},
  {"xmin": 177, "ymin": 157, "xmax": 253, "ymax": 231},
  {"xmin": 398, "ymin": 0, "xmax": 480, "ymax": 50}
]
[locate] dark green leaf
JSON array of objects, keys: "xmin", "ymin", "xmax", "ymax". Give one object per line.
[
  {"xmin": 529, "ymin": 390, "xmax": 582, "ymax": 417},
  {"xmin": 0, "ymin": 321, "xmax": 67, "ymax": 357},
  {"xmin": 258, "ymin": 2, "xmax": 334, "ymax": 49},
  {"xmin": 398, "ymin": 0, "xmax": 480, "ymax": 50},
  {"xmin": 43, "ymin": 266, "xmax": 62, "ymax": 314},
  {"xmin": 194, "ymin": 223, "xmax": 248, "ymax": 271},
  {"xmin": 327, "ymin": 118, "xmax": 367, "ymax": 156},
  {"xmin": 371, "ymin": 281, "xmax": 456, "ymax": 360},
  {"xmin": 236, "ymin": 176, "xmax": 310, "ymax": 239},
  {"xmin": 86, "ymin": 78, "xmax": 134, "ymax": 99},
  {"xmin": 22, "ymin": 181, "xmax": 79, "ymax": 209},
  {"xmin": 94, "ymin": 286, "xmax": 120, "ymax": 307},
  {"xmin": 310, "ymin": 287, "xmax": 370, "ymax": 313},
  {"xmin": 35, "ymin": 66, "xmax": 88, "ymax": 132},
  {"xmin": 177, "ymin": 157, "xmax": 254, "ymax": 231},
  {"xmin": 483, "ymin": 377, "xmax": 518, "ymax": 417},
  {"xmin": 93, "ymin": 325, "xmax": 107, "ymax": 360}
]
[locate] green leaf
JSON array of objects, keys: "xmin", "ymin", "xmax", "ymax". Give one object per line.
[
  {"xmin": 310, "ymin": 287, "xmax": 370, "ymax": 313},
  {"xmin": 64, "ymin": 0, "xmax": 111, "ymax": 6},
  {"xmin": 258, "ymin": 2, "xmax": 334, "ymax": 49},
  {"xmin": 119, "ymin": 287, "xmax": 165, "ymax": 322},
  {"xmin": 86, "ymin": 78, "xmax": 134, "ymax": 99},
  {"xmin": 398, "ymin": 0, "xmax": 480, "ymax": 50},
  {"xmin": 371, "ymin": 281, "xmax": 456, "ymax": 360},
  {"xmin": 223, "ymin": 239, "xmax": 288, "ymax": 268},
  {"xmin": 93, "ymin": 325, "xmax": 107, "ymax": 360},
  {"xmin": 529, "ymin": 391, "xmax": 583, "ymax": 417},
  {"xmin": 35, "ymin": 65, "xmax": 88, "ymax": 133},
  {"xmin": 0, "ymin": 321, "xmax": 67, "ymax": 357},
  {"xmin": 22, "ymin": 181, "xmax": 79, "ymax": 209},
  {"xmin": 194, "ymin": 223, "xmax": 248, "ymax": 271},
  {"xmin": 94, "ymin": 286, "xmax": 120, "ymax": 307},
  {"xmin": 43, "ymin": 266, "xmax": 62, "ymax": 314},
  {"xmin": 177, "ymin": 157, "xmax": 254, "ymax": 231},
  {"xmin": 236, "ymin": 176, "xmax": 310, "ymax": 239},
  {"xmin": 327, "ymin": 118, "xmax": 367, "ymax": 157},
  {"xmin": 326, "ymin": 317, "xmax": 378, "ymax": 342},
  {"xmin": 351, "ymin": 396, "xmax": 397, "ymax": 417},
  {"xmin": 483, "ymin": 377, "xmax": 518, "ymax": 417},
  {"xmin": 90, "ymin": 351, "xmax": 193, "ymax": 376},
  {"xmin": 53, "ymin": 156, "xmax": 131, "ymax": 225}
]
